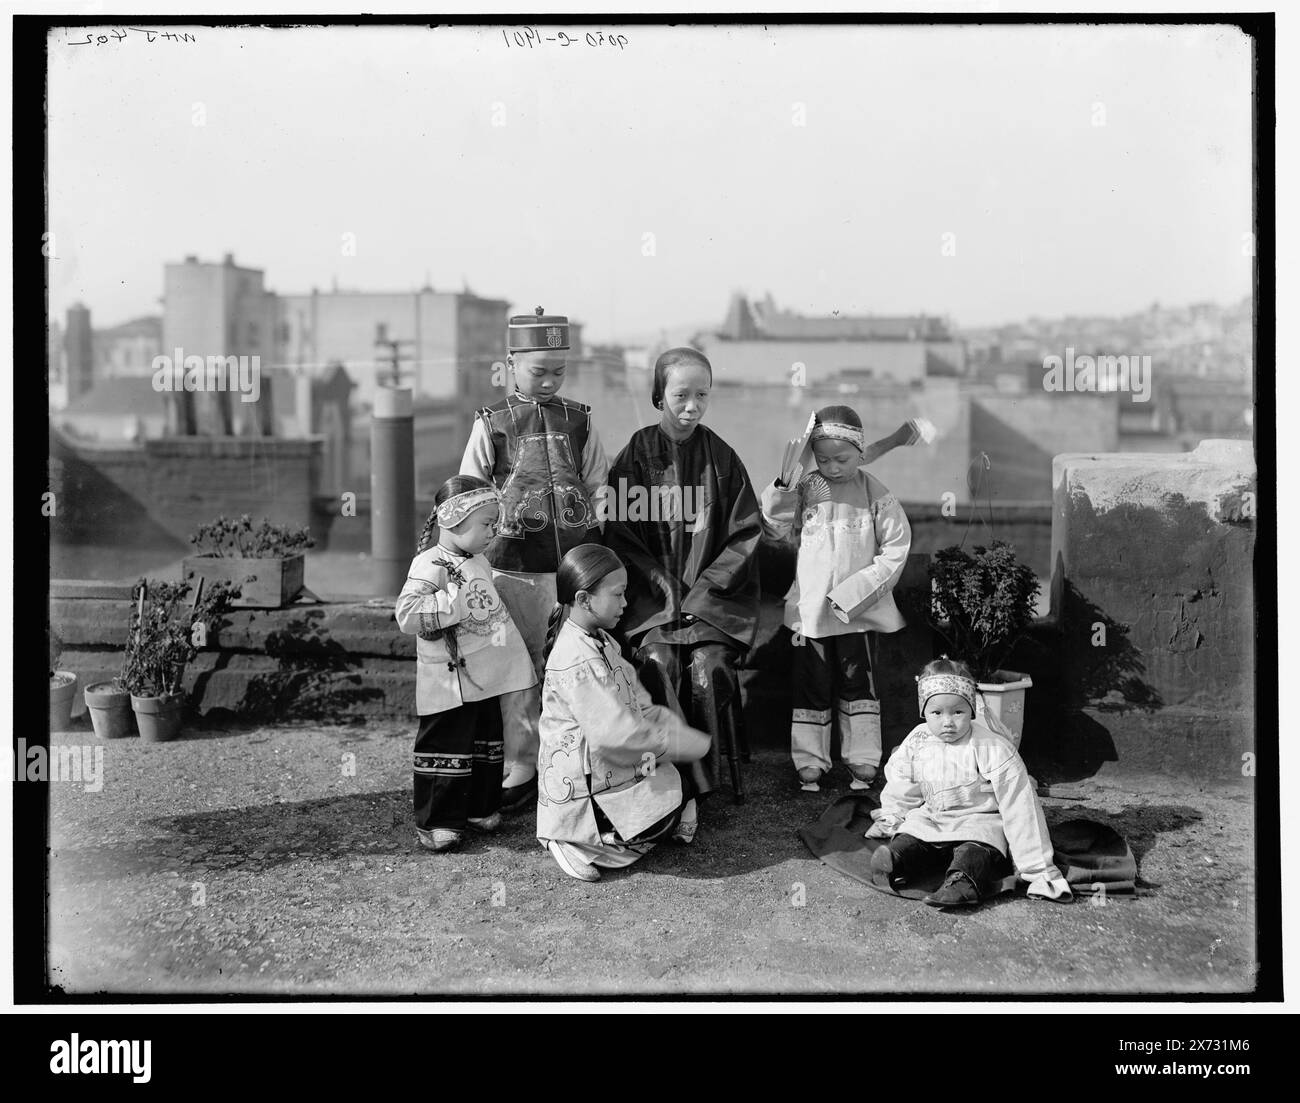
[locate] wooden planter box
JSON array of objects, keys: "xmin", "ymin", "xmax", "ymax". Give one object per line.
[{"xmin": 183, "ymin": 553, "xmax": 305, "ymax": 609}]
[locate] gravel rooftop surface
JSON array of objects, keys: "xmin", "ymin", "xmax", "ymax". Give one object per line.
[{"xmin": 46, "ymin": 719, "xmax": 1257, "ymax": 997}]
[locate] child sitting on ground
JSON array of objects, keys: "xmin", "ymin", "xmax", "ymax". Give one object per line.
[
  {"xmin": 867, "ymin": 657, "xmax": 1072, "ymax": 908},
  {"xmin": 395, "ymin": 476, "xmax": 537, "ymax": 852}
]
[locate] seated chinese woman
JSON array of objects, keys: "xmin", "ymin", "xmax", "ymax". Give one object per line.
[{"xmin": 603, "ymin": 347, "xmax": 762, "ymax": 800}]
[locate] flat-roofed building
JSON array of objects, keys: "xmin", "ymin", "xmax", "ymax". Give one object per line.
[{"xmin": 695, "ymin": 292, "xmax": 965, "ymax": 387}]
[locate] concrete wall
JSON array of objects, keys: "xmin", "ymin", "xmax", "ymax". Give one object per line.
[
  {"xmin": 52, "ymin": 584, "xmax": 415, "ymax": 720},
  {"xmin": 1049, "ymin": 439, "xmax": 1256, "ymax": 778},
  {"xmin": 970, "ymin": 391, "xmax": 1119, "ymax": 500},
  {"xmin": 50, "ymin": 430, "xmax": 324, "ymax": 547}
]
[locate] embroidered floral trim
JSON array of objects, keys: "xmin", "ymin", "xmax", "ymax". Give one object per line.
[{"xmin": 545, "ymin": 661, "xmax": 604, "ymax": 694}]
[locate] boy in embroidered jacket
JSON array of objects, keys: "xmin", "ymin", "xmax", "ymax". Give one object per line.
[
  {"xmin": 760, "ymin": 405, "xmax": 911, "ymax": 793},
  {"xmin": 395, "ymin": 477, "xmax": 536, "ymax": 853},
  {"xmin": 866, "ymin": 658, "xmax": 1072, "ymax": 908},
  {"xmin": 459, "ymin": 307, "xmax": 610, "ymax": 812}
]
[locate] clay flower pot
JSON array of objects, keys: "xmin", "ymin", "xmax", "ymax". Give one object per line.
[
  {"xmin": 131, "ymin": 692, "xmax": 185, "ymax": 743},
  {"xmin": 976, "ymin": 670, "xmax": 1033, "ymax": 749},
  {"xmin": 85, "ymin": 681, "xmax": 135, "ymax": 740},
  {"xmin": 50, "ymin": 671, "xmax": 79, "ymax": 732}
]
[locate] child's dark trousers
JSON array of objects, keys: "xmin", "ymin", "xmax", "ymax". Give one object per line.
[{"xmin": 413, "ymin": 699, "xmax": 504, "ymax": 830}]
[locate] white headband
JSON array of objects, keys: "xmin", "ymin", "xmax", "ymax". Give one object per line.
[
  {"xmin": 810, "ymin": 422, "xmax": 864, "ymax": 452},
  {"xmin": 917, "ymin": 672, "xmax": 977, "ymax": 717},
  {"xmin": 436, "ymin": 487, "xmax": 500, "ymax": 530}
]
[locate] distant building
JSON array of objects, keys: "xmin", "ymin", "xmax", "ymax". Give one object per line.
[
  {"xmin": 164, "ymin": 254, "xmax": 277, "ymax": 365},
  {"xmin": 696, "ymin": 292, "xmax": 966, "ymax": 387},
  {"xmin": 93, "ymin": 315, "xmax": 162, "ymax": 378},
  {"xmin": 64, "ymin": 303, "xmax": 94, "ymax": 403},
  {"xmin": 48, "ymin": 317, "xmax": 67, "ymax": 410},
  {"xmin": 54, "ymin": 376, "xmax": 169, "ymax": 441},
  {"xmin": 1165, "ymin": 378, "xmax": 1252, "ymax": 442},
  {"xmin": 163, "ymin": 255, "xmax": 279, "ymax": 434},
  {"xmin": 275, "ymin": 286, "xmax": 510, "ymax": 406}
]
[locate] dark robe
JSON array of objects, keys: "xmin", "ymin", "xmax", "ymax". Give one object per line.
[{"xmin": 605, "ymin": 424, "xmax": 762, "ymax": 653}]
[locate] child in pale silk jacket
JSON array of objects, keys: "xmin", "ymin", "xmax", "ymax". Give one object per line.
[
  {"xmin": 867, "ymin": 658, "xmax": 1072, "ymax": 909},
  {"xmin": 760, "ymin": 405, "xmax": 912, "ymax": 792},
  {"xmin": 395, "ymin": 476, "xmax": 536, "ymax": 853},
  {"xmin": 536, "ymin": 544, "xmax": 710, "ymax": 883}
]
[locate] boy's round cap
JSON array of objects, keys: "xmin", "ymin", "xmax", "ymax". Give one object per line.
[{"xmin": 509, "ymin": 305, "xmax": 570, "ymax": 351}]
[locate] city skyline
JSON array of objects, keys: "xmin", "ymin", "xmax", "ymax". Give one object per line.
[{"xmin": 47, "ymin": 23, "xmax": 1253, "ymax": 345}]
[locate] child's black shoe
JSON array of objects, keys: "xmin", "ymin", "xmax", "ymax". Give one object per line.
[{"xmin": 923, "ymin": 870, "xmax": 980, "ymax": 909}]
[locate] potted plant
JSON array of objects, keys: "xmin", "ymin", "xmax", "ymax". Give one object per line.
[
  {"xmin": 928, "ymin": 540, "xmax": 1040, "ymax": 746},
  {"xmin": 84, "ymin": 678, "xmax": 134, "ymax": 740},
  {"xmin": 121, "ymin": 578, "xmax": 238, "ymax": 742},
  {"xmin": 184, "ymin": 514, "xmax": 314, "ymax": 609},
  {"xmin": 49, "ymin": 629, "xmax": 79, "ymax": 732}
]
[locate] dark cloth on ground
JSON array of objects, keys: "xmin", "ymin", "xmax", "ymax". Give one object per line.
[{"xmin": 800, "ymin": 793, "xmax": 1137, "ymax": 901}]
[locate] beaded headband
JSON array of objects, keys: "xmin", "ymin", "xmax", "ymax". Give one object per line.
[
  {"xmin": 435, "ymin": 487, "xmax": 500, "ymax": 530},
  {"xmin": 810, "ymin": 422, "xmax": 865, "ymax": 452},
  {"xmin": 916, "ymin": 672, "xmax": 977, "ymax": 717}
]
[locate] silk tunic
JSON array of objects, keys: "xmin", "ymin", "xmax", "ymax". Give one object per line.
[
  {"xmin": 395, "ymin": 545, "xmax": 536, "ymax": 716},
  {"xmin": 536, "ymin": 618, "xmax": 707, "ymax": 850},
  {"xmin": 604, "ymin": 424, "xmax": 762, "ymax": 652},
  {"xmin": 461, "ymin": 393, "xmax": 609, "ymax": 574},
  {"xmin": 760, "ymin": 467, "xmax": 911, "ymax": 639},
  {"xmin": 872, "ymin": 719, "xmax": 1061, "ymax": 882}
]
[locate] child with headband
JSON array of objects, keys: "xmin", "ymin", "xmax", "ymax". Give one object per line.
[
  {"xmin": 395, "ymin": 475, "xmax": 537, "ymax": 852},
  {"xmin": 459, "ymin": 306, "xmax": 610, "ymax": 814},
  {"xmin": 867, "ymin": 657, "xmax": 1072, "ymax": 908},
  {"xmin": 760, "ymin": 404, "xmax": 912, "ymax": 793}
]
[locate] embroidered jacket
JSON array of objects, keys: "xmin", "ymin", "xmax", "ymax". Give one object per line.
[
  {"xmin": 760, "ymin": 467, "xmax": 911, "ymax": 638},
  {"xmin": 460, "ymin": 393, "xmax": 609, "ymax": 574},
  {"xmin": 395, "ymin": 545, "xmax": 536, "ymax": 715},
  {"xmin": 871, "ymin": 718, "xmax": 1064, "ymax": 883},
  {"xmin": 536, "ymin": 618, "xmax": 709, "ymax": 848}
]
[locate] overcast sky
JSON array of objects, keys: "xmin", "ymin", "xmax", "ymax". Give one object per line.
[{"xmin": 46, "ymin": 22, "xmax": 1254, "ymax": 341}]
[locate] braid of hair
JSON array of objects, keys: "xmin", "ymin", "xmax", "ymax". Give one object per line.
[{"xmin": 416, "ymin": 509, "xmax": 438, "ymax": 554}]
